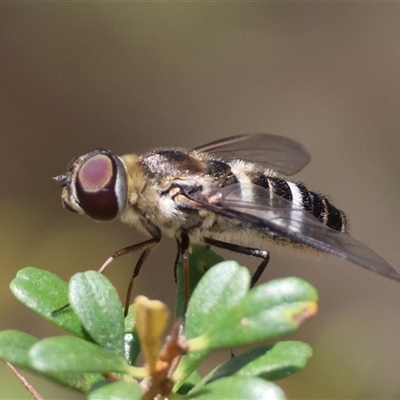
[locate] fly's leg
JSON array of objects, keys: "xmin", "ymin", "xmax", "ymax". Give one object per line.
[
  {"xmin": 173, "ymin": 238, "xmax": 182, "ymax": 283},
  {"xmin": 122, "ymin": 237, "xmax": 160, "ymax": 316},
  {"xmin": 203, "ymin": 237, "xmax": 270, "ymax": 288},
  {"xmin": 98, "ymin": 237, "xmax": 160, "ymax": 274},
  {"xmin": 174, "ymin": 233, "xmax": 191, "ymax": 313},
  {"xmin": 180, "ymin": 233, "xmax": 191, "ymax": 308},
  {"xmin": 53, "ymin": 237, "xmax": 160, "ymax": 316}
]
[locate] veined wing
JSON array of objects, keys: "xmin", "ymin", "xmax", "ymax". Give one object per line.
[
  {"xmin": 193, "ymin": 133, "xmax": 311, "ymax": 176},
  {"xmin": 191, "ymin": 183, "xmax": 400, "ymax": 283}
]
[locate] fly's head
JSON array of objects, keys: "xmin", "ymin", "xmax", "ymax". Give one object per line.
[{"xmin": 55, "ymin": 149, "xmax": 128, "ymax": 221}]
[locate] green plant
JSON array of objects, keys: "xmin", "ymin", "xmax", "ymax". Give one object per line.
[{"xmin": 0, "ymin": 245, "xmax": 318, "ymax": 399}]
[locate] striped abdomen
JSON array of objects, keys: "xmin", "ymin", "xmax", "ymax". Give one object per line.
[{"xmin": 250, "ymin": 170, "xmax": 348, "ymax": 233}]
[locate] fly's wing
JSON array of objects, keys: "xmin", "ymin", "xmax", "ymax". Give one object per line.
[
  {"xmin": 191, "ymin": 183, "xmax": 400, "ymax": 283},
  {"xmin": 193, "ymin": 134, "xmax": 311, "ymax": 176}
]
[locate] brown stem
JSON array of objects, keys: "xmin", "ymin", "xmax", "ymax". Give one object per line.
[{"xmin": 7, "ymin": 362, "xmax": 44, "ymax": 400}]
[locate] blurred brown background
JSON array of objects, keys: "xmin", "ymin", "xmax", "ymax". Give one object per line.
[{"xmin": 1, "ymin": 3, "xmax": 400, "ymax": 399}]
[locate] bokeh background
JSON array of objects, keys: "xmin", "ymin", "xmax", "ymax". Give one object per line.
[{"xmin": 1, "ymin": 3, "xmax": 400, "ymax": 399}]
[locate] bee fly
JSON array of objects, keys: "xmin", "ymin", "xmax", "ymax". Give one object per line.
[{"xmin": 56, "ymin": 134, "xmax": 400, "ymax": 310}]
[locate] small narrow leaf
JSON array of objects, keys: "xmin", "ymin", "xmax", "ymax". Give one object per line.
[
  {"xmin": 42, "ymin": 372, "xmax": 105, "ymax": 395},
  {"xmin": 124, "ymin": 333, "xmax": 141, "ymax": 366},
  {"xmin": 69, "ymin": 271, "xmax": 125, "ymax": 356},
  {"xmin": 250, "ymin": 341, "xmax": 312, "ymax": 380},
  {"xmin": 30, "ymin": 336, "xmax": 133, "ymax": 375},
  {"xmin": 124, "ymin": 305, "xmax": 141, "ymax": 365},
  {"xmin": 184, "ymin": 376, "xmax": 285, "ymax": 400},
  {"xmin": 0, "ymin": 330, "xmax": 38, "ymax": 368},
  {"xmin": 89, "ymin": 381, "xmax": 142, "ymax": 400},
  {"xmin": 176, "ymin": 370, "xmax": 202, "ymax": 395},
  {"xmin": 175, "ymin": 261, "xmax": 250, "ymax": 386},
  {"xmin": 185, "ymin": 261, "xmax": 251, "ymax": 340},
  {"xmin": 0, "ymin": 330, "xmax": 103, "ymax": 393},
  {"xmin": 10, "ymin": 267, "xmax": 87, "ymax": 338},
  {"xmin": 200, "ymin": 341, "xmax": 312, "ymax": 386},
  {"xmin": 190, "ymin": 277, "xmax": 318, "ymax": 350}
]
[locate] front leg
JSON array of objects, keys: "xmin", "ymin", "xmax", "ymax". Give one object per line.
[
  {"xmin": 122, "ymin": 236, "xmax": 161, "ymax": 316},
  {"xmin": 97, "ymin": 225, "xmax": 162, "ymax": 316}
]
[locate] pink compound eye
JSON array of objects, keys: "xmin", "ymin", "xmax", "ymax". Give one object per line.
[
  {"xmin": 75, "ymin": 151, "xmax": 126, "ymax": 221},
  {"xmin": 79, "ymin": 154, "xmax": 113, "ymax": 191}
]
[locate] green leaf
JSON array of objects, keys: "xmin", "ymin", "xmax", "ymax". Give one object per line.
[
  {"xmin": 30, "ymin": 336, "xmax": 132, "ymax": 374},
  {"xmin": 184, "ymin": 376, "xmax": 285, "ymax": 400},
  {"xmin": 174, "ymin": 261, "xmax": 250, "ymax": 388},
  {"xmin": 69, "ymin": 271, "xmax": 125, "ymax": 356},
  {"xmin": 176, "ymin": 244, "xmax": 225, "ymax": 320},
  {"xmin": 199, "ymin": 341, "xmax": 312, "ymax": 387},
  {"xmin": 45, "ymin": 372, "xmax": 104, "ymax": 395},
  {"xmin": 193, "ymin": 277, "xmax": 318, "ymax": 350},
  {"xmin": 186, "ymin": 261, "xmax": 251, "ymax": 340},
  {"xmin": 124, "ymin": 333, "xmax": 140, "ymax": 366},
  {"xmin": 176, "ymin": 370, "xmax": 202, "ymax": 395},
  {"xmin": 0, "ymin": 330, "xmax": 103, "ymax": 393},
  {"xmin": 10, "ymin": 267, "xmax": 88, "ymax": 338},
  {"xmin": 89, "ymin": 381, "xmax": 142, "ymax": 400},
  {"xmin": 245, "ymin": 341, "xmax": 312, "ymax": 380},
  {"xmin": 123, "ymin": 305, "xmax": 141, "ymax": 365},
  {"xmin": 0, "ymin": 330, "xmax": 37, "ymax": 368}
]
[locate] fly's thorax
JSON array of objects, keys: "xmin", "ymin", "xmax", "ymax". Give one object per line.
[
  {"xmin": 119, "ymin": 153, "xmax": 163, "ymax": 234},
  {"xmin": 121, "ymin": 149, "xmax": 229, "ymax": 237},
  {"xmin": 137, "ymin": 148, "xmax": 209, "ymax": 180}
]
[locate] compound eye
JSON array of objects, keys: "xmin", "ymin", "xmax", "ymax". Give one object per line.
[{"xmin": 76, "ymin": 153, "xmax": 123, "ymax": 221}]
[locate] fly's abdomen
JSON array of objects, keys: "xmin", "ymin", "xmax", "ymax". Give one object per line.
[
  {"xmin": 295, "ymin": 183, "xmax": 348, "ymax": 232},
  {"xmin": 251, "ymin": 172, "xmax": 348, "ymax": 233}
]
